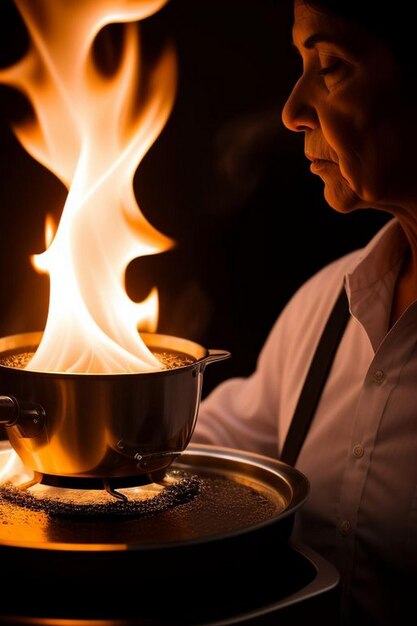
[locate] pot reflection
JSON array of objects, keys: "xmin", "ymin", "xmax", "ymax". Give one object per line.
[{"xmin": 0, "ymin": 331, "xmax": 230, "ymax": 479}]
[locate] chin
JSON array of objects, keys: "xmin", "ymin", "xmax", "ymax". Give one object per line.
[{"xmin": 322, "ymin": 176, "xmax": 362, "ymax": 214}]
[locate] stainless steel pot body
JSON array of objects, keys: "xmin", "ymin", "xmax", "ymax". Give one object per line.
[{"xmin": 0, "ymin": 332, "xmax": 229, "ymax": 479}]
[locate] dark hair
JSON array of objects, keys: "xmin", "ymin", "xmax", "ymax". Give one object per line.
[{"xmin": 303, "ymin": 1, "xmax": 412, "ymax": 73}]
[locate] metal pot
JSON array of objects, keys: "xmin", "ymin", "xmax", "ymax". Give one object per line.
[{"xmin": 0, "ymin": 331, "xmax": 230, "ymax": 480}]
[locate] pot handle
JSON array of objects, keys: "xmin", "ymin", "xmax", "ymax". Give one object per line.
[
  {"xmin": 0, "ymin": 395, "xmax": 45, "ymax": 438},
  {"xmin": 203, "ymin": 349, "xmax": 231, "ymax": 367},
  {"xmin": 0, "ymin": 396, "xmax": 19, "ymax": 426}
]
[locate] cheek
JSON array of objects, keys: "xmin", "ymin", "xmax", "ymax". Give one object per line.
[
  {"xmin": 349, "ymin": 125, "xmax": 412, "ymax": 201},
  {"xmin": 321, "ymin": 96, "xmax": 416, "ymax": 203},
  {"xmin": 322, "ymin": 123, "xmax": 364, "ymax": 192},
  {"xmin": 322, "ymin": 115, "xmax": 394, "ymax": 201}
]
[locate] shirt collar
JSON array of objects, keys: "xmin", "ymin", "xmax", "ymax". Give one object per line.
[
  {"xmin": 346, "ymin": 218, "xmax": 407, "ymax": 294},
  {"xmin": 345, "ymin": 219, "xmax": 409, "ymax": 351}
]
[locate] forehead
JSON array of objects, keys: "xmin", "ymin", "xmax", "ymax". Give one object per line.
[{"xmin": 292, "ymin": 1, "xmax": 362, "ymax": 52}]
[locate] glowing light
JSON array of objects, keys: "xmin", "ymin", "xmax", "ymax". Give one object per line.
[{"xmin": 0, "ymin": 0, "xmax": 176, "ymax": 373}]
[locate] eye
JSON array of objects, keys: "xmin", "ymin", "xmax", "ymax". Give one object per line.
[
  {"xmin": 318, "ymin": 59, "xmax": 343, "ymax": 76},
  {"xmin": 317, "ymin": 55, "xmax": 350, "ymax": 88}
]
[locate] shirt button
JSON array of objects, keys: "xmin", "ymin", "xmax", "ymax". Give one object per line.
[
  {"xmin": 353, "ymin": 444, "xmax": 364, "ymax": 458},
  {"xmin": 339, "ymin": 520, "xmax": 351, "ymax": 536},
  {"xmin": 373, "ymin": 369, "xmax": 385, "ymax": 384}
]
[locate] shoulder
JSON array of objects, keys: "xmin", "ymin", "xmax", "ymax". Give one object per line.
[
  {"xmin": 260, "ymin": 249, "xmax": 360, "ymax": 361},
  {"xmin": 289, "ymin": 249, "xmax": 358, "ymax": 315}
]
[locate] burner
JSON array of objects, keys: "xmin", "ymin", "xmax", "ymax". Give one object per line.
[
  {"xmin": 38, "ymin": 471, "xmax": 167, "ymax": 490},
  {"xmin": 0, "ymin": 443, "xmax": 306, "ymax": 545},
  {"xmin": 0, "ymin": 470, "xmax": 202, "ymax": 518}
]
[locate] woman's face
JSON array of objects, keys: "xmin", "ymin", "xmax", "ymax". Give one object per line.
[{"xmin": 282, "ymin": 0, "xmax": 416, "ymax": 213}]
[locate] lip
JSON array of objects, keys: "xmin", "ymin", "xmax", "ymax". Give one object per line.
[
  {"xmin": 305, "ymin": 154, "xmax": 336, "ymax": 173},
  {"xmin": 310, "ymin": 160, "xmax": 335, "ymax": 173}
]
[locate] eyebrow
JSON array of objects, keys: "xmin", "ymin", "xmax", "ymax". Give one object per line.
[
  {"xmin": 302, "ymin": 33, "xmax": 336, "ymax": 49},
  {"xmin": 291, "ymin": 33, "xmax": 336, "ymax": 56},
  {"xmin": 292, "ymin": 31, "xmax": 356, "ymax": 57}
]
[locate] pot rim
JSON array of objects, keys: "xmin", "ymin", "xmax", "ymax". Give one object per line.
[{"xmin": 0, "ymin": 331, "xmax": 223, "ymax": 379}]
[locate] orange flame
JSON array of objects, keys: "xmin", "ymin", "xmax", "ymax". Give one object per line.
[
  {"xmin": 0, "ymin": 0, "xmax": 176, "ymax": 373},
  {"xmin": 30, "ymin": 214, "xmax": 56, "ymax": 272},
  {"xmin": 44, "ymin": 214, "xmax": 56, "ymax": 250}
]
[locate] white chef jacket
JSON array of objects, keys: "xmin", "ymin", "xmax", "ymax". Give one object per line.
[{"xmin": 193, "ymin": 218, "xmax": 417, "ymax": 626}]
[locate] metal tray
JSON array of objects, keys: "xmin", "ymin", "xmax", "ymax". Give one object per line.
[{"xmin": 0, "ymin": 443, "xmax": 309, "ymax": 551}]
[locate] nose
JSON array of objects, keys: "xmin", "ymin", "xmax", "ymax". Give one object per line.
[{"xmin": 282, "ymin": 75, "xmax": 319, "ymax": 132}]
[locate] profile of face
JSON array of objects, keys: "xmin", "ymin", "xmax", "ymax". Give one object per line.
[{"xmin": 282, "ymin": 0, "xmax": 417, "ymax": 213}]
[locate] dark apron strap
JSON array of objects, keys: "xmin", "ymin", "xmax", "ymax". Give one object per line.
[{"xmin": 280, "ymin": 286, "xmax": 350, "ymax": 466}]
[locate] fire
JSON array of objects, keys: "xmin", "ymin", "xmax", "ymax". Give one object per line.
[
  {"xmin": 30, "ymin": 214, "xmax": 56, "ymax": 272},
  {"xmin": 0, "ymin": 0, "xmax": 176, "ymax": 373}
]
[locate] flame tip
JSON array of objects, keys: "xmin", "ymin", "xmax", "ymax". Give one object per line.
[{"xmin": 8, "ymin": 0, "xmax": 176, "ymax": 374}]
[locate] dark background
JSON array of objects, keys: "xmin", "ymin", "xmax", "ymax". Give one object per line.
[{"xmin": 0, "ymin": 0, "xmax": 389, "ymax": 396}]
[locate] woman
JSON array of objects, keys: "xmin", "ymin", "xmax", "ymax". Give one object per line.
[{"xmin": 193, "ymin": 1, "xmax": 417, "ymax": 624}]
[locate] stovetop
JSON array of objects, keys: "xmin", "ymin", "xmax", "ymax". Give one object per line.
[
  {"xmin": 0, "ymin": 443, "xmax": 306, "ymax": 547},
  {"xmin": 0, "ymin": 444, "xmax": 340, "ymax": 625}
]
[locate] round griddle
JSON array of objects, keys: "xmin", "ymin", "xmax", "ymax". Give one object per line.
[{"xmin": 0, "ymin": 444, "xmax": 318, "ymax": 625}]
